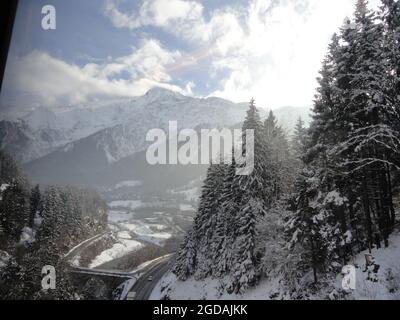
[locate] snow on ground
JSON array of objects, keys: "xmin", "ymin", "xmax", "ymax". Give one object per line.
[
  {"xmin": 150, "ymin": 272, "xmax": 284, "ymax": 300},
  {"xmin": 64, "ymin": 232, "xmax": 108, "ymax": 258},
  {"xmin": 124, "ymin": 221, "xmax": 172, "ymax": 246},
  {"xmin": 19, "ymin": 227, "xmax": 36, "ymax": 246},
  {"xmin": 70, "ymin": 255, "xmax": 81, "ymax": 267},
  {"xmin": 137, "ymin": 233, "xmax": 171, "ymax": 246},
  {"xmin": 330, "ymin": 231, "xmax": 400, "ymax": 300},
  {"xmin": 131, "ymin": 254, "xmax": 173, "ymax": 274},
  {"xmin": 124, "ymin": 222, "xmax": 152, "ymax": 234},
  {"xmin": 114, "ymin": 180, "xmax": 142, "ymax": 189},
  {"xmin": 0, "ymin": 183, "xmax": 10, "ymax": 200},
  {"xmin": 0, "ymin": 250, "xmax": 11, "ymax": 269},
  {"xmin": 108, "ymin": 200, "xmax": 142, "ymax": 210},
  {"xmin": 117, "ymin": 231, "xmax": 132, "ymax": 239},
  {"xmin": 108, "ymin": 210, "xmax": 136, "ymax": 223},
  {"xmin": 107, "ymin": 199, "xmax": 176, "ymax": 251},
  {"xmin": 324, "ymin": 190, "xmax": 347, "ymax": 206},
  {"xmin": 173, "ymin": 188, "xmax": 199, "ymax": 202},
  {"xmin": 131, "ymin": 260, "xmax": 154, "ymax": 273},
  {"xmin": 116, "ymin": 278, "xmax": 138, "ymax": 300},
  {"xmin": 33, "ymin": 213, "xmax": 42, "ymax": 227},
  {"xmin": 179, "ymin": 204, "xmax": 195, "ymax": 212},
  {"xmin": 149, "ymin": 224, "xmax": 168, "ymax": 231},
  {"xmin": 109, "ymin": 224, "xmax": 119, "ymax": 232},
  {"xmin": 150, "ymin": 231, "xmax": 400, "ymax": 300},
  {"xmin": 89, "ymin": 239, "xmax": 144, "ymax": 268}
]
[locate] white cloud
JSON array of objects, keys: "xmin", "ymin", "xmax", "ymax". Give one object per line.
[
  {"xmin": 219, "ymin": 0, "xmax": 382, "ymax": 109},
  {"xmin": 104, "ymin": 0, "xmax": 381, "ymax": 109},
  {"xmin": 103, "ymin": 0, "xmax": 204, "ymax": 32},
  {"xmin": 3, "ymin": 39, "xmax": 193, "ymax": 107},
  {"xmin": 207, "ymin": 0, "xmax": 358, "ymax": 108},
  {"xmin": 103, "ymin": 0, "xmax": 244, "ymax": 52},
  {"xmin": 3, "ymin": 0, "xmax": 383, "ymax": 109}
]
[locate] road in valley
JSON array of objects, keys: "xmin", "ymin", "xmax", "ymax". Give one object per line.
[
  {"xmin": 64, "ymin": 231, "xmax": 173, "ymax": 300},
  {"xmin": 63, "ymin": 231, "xmax": 110, "ymax": 262},
  {"xmin": 126, "ymin": 256, "xmax": 172, "ymax": 300}
]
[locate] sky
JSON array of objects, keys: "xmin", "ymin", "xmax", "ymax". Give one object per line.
[{"xmin": 0, "ymin": 0, "xmax": 381, "ymax": 113}]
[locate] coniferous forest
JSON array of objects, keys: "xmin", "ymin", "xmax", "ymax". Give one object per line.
[
  {"xmin": 172, "ymin": 0, "xmax": 400, "ymax": 297},
  {"xmin": 0, "ymin": 151, "xmax": 108, "ymax": 299},
  {"xmin": 0, "ymin": 0, "xmax": 399, "ymax": 301}
]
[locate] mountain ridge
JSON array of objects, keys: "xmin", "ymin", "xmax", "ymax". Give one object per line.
[{"xmin": 1, "ymin": 88, "xmax": 311, "ymax": 166}]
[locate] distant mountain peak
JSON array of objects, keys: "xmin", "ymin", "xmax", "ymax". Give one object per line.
[{"xmin": 145, "ymin": 87, "xmax": 184, "ymax": 100}]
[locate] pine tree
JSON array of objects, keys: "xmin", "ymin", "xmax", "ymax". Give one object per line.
[
  {"xmin": 333, "ymin": 1, "xmax": 399, "ymax": 247},
  {"xmin": 229, "ymin": 99, "xmax": 272, "ymax": 293},
  {"xmin": 0, "ymin": 151, "xmax": 21, "ymax": 184},
  {"xmin": 212, "ymin": 153, "xmax": 239, "ymax": 277},
  {"xmin": 380, "ymin": 0, "xmax": 400, "ymax": 220},
  {"xmin": 173, "ymin": 231, "xmax": 197, "ymax": 281},
  {"xmin": 37, "ymin": 186, "xmax": 63, "ymax": 252},
  {"xmin": 230, "ymin": 198, "xmax": 261, "ymax": 293},
  {"xmin": 290, "ymin": 1, "xmax": 400, "ymax": 281},
  {"xmin": 292, "ymin": 117, "xmax": 308, "ymax": 162},
  {"xmin": 29, "ymin": 185, "xmax": 41, "ymax": 229},
  {"xmin": 286, "ymin": 169, "xmax": 322, "ymax": 283},
  {"xmin": 194, "ymin": 163, "xmax": 225, "ymax": 279},
  {"xmin": 264, "ymin": 111, "xmax": 291, "ymax": 198},
  {"xmin": 174, "ymin": 100, "xmax": 274, "ymax": 292},
  {"xmin": 173, "ymin": 163, "xmax": 226, "ymax": 280},
  {"xmin": 237, "ymin": 99, "xmax": 273, "ymax": 205},
  {"xmin": 0, "ymin": 177, "xmax": 30, "ymax": 242}
]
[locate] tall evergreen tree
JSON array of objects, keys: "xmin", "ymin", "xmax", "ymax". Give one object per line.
[
  {"xmin": 264, "ymin": 111, "xmax": 291, "ymax": 198},
  {"xmin": 1, "ymin": 177, "xmax": 30, "ymax": 242},
  {"xmin": 229, "ymin": 99, "xmax": 272, "ymax": 292},
  {"xmin": 292, "ymin": 117, "xmax": 308, "ymax": 162},
  {"xmin": 29, "ymin": 185, "xmax": 41, "ymax": 229}
]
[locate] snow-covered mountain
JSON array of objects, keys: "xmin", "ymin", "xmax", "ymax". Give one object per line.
[
  {"xmin": 0, "ymin": 87, "xmax": 311, "ymax": 186},
  {"xmin": 0, "ymin": 120, "xmax": 59, "ymax": 164},
  {"xmin": 1, "ymin": 88, "xmax": 254, "ymax": 163}
]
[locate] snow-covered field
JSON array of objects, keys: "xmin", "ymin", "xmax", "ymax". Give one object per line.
[
  {"xmin": 171, "ymin": 187, "xmax": 200, "ymax": 202},
  {"xmin": 333, "ymin": 233, "xmax": 400, "ymax": 300},
  {"xmin": 89, "ymin": 239, "xmax": 144, "ymax": 268},
  {"xmin": 85, "ymin": 192, "xmax": 194, "ymax": 269},
  {"xmin": 108, "ymin": 200, "xmax": 142, "ymax": 210},
  {"xmin": 108, "ymin": 210, "xmax": 136, "ymax": 223},
  {"xmin": 179, "ymin": 204, "xmax": 195, "ymax": 212},
  {"xmin": 123, "ymin": 221, "xmax": 172, "ymax": 245},
  {"xmin": 88, "ymin": 197, "xmax": 191, "ymax": 268},
  {"xmin": 113, "ymin": 180, "xmax": 142, "ymax": 189},
  {"xmin": 150, "ymin": 231, "xmax": 400, "ymax": 300},
  {"xmin": 106, "ymin": 196, "xmax": 194, "ymax": 246}
]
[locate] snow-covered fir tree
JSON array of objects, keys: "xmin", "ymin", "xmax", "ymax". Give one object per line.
[
  {"xmin": 174, "ymin": 99, "xmax": 274, "ymax": 293},
  {"xmin": 286, "ymin": 0, "xmax": 400, "ymax": 284},
  {"xmin": 264, "ymin": 111, "xmax": 292, "ymax": 198}
]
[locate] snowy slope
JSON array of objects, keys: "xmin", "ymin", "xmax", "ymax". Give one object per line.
[
  {"xmin": 89, "ymin": 239, "xmax": 144, "ymax": 268},
  {"xmin": 1, "ymin": 88, "xmax": 311, "ymax": 164},
  {"xmin": 150, "ymin": 230, "xmax": 400, "ymax": 300},
  {"xmin": 3, "ymin": 89, "xmax": 246, "ymax": 163},
  {"xmin": 0, "ymin": 120, "xmax": 59, "ymax": 164}
]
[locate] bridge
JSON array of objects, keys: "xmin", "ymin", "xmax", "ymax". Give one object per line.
[{"xmin": 64, "ymin": 232, "xmax": 173, "ymax": 299}]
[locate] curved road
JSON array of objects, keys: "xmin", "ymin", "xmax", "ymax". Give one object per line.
[
  {"xmin": 130, "ymin": 259, "xmax": 171, "ymax": 300},
  {"xmin": 64, "ymin": 231, "xmax": 173, "ymax": 300},
  {"xmin": 64, "ymin": 231, "xmax": 110, "ymax": 262}
]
